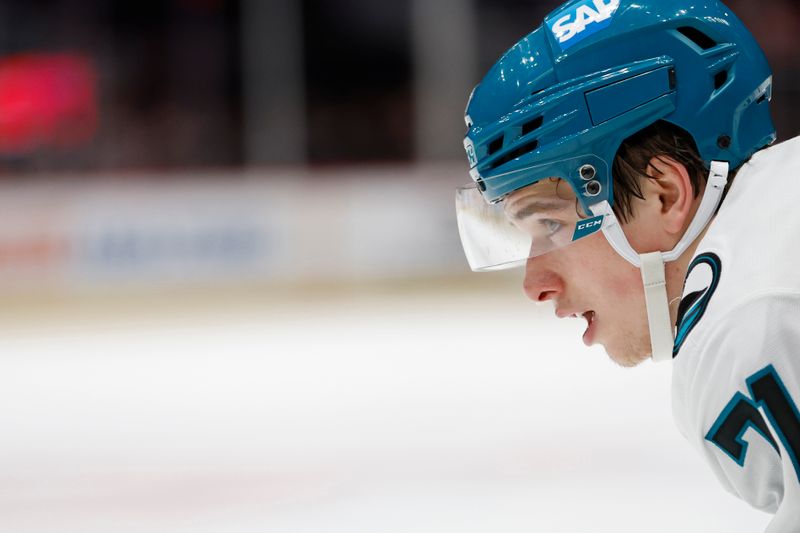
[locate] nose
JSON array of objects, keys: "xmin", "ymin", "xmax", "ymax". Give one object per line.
[{"xmin": 522, "ymin": 254, "xmax": 563, "ymax": 302}]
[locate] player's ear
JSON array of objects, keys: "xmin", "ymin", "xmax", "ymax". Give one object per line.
[{"xmin": 644, "ymin": 155, "xmax": 696, "ymax": 235}]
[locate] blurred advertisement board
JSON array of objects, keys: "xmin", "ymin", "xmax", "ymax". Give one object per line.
[{"xmin": 0, "ymin": 166, "xmax": 465, "ymax": 292}]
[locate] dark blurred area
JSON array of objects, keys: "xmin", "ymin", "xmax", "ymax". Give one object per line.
[{"xmin": 0, "ymin": 0, "xmax": 796, "ymax": 172}]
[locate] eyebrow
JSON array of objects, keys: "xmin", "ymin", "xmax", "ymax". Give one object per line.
[{"xmin": 506, "ymin": 199, "xmax": 572, "ymax": 221}]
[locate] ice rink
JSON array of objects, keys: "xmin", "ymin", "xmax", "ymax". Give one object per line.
[{"xmin": 0, "ymin": 278, "xmax": 771, "ymax": 532}]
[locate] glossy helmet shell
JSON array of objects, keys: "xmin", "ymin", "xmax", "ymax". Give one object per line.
[{"xmin": 464, "ymin": 0, "xmax": 776, "ymax": 207}]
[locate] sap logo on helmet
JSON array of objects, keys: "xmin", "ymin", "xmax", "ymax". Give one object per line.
[{"xmin": 548, "ymin": 0, "xmax": 620, "ymax": 51}]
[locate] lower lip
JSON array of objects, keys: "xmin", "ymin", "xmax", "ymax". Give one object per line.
[{"xmin": 582, "ymin": 314, "xmax": 597, "ymax": 346}]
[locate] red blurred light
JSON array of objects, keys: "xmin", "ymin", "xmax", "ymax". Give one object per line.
[{"xmin": 0, "ymin": 53, "xmax": 98, "ymax": 155}]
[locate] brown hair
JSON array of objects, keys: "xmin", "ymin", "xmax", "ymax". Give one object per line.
[{"xmin": 611, "ymin": 121, "xmax": 710, "ymax": 223}]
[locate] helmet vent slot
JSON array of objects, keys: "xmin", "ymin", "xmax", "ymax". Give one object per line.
[
  {"xmin": 489, "ymin": 140, "xmax": 539, "ymax": 170},
  {"xmin": 677, "ymin": 26, "xmax": 717, "ymax": 50},
  {"xmin": 714, "ymin": 70, "xmax": 728, "ymax": 90},
  {"xmin": 521, "ymin": 116, "xmax": 544, "ymax": 136},
  {"xmin": 487, "ymin": 136, "xmax": 504, "ymax": 155}
]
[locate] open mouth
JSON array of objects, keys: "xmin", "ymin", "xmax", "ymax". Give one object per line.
[
  {"xmin": 560, "ymin": 309, "xmax": 598, "ymax": 346},
  {"xmin": 581, "ymin": 311, "xmax": 596, "ymax": 346}
]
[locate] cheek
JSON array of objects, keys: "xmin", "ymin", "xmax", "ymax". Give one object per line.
[
  {"xmin": 621, "ymin": 215, "xmax": 664, "ymax": 254},
  {"xmin": 574, "ymin": 233, "xmax": 643, "ymax": 300},
  {"xmin": 610, "ymin": 265, "xmax": 645, "ymax": 302}
]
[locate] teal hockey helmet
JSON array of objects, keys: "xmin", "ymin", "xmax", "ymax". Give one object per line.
[{"xmin": 457, "ymin": 0, "xmax": 775, "ymax": 272}]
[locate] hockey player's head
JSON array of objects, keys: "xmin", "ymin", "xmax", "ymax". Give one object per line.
[{"xmin": 456, "ymin": 0, "xmax": 776, "ymax": 365}]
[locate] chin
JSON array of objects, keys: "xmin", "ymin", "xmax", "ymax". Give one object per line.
[{"xmin": 602, "ymin": 339, "xmax": 650, "ymax": 368}]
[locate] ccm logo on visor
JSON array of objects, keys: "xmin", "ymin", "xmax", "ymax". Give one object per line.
[
  {"xmin": 548, "ymin": 0, "xmax": 620, "ymax": 50},
  {"xmin": 572, "ymin": 215, "xmax": 604, "ymax": 241}
]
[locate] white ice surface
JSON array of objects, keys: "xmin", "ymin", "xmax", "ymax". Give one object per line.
[{"xmin": 0, "ymin": 283, "xmax": 770, "ymax": 532}]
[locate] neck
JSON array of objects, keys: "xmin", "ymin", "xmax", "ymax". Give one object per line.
[{"xmin": 665, "ymin": 217, "xmax": 714, "ymax": 325}]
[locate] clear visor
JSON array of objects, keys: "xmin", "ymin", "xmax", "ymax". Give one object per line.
[{"xmin": 456, "ymin": 177, "xmax": 605, "ymax": 271}]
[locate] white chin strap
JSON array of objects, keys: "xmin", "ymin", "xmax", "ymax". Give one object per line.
[{"xmin": 589, "ymin": 161, "xmax": 729, "ymax": 363}]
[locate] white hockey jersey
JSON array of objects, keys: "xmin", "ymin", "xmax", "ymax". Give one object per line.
[{"xmin": 672, "ymin": 136, "xmax": 800, "ymax": 532}]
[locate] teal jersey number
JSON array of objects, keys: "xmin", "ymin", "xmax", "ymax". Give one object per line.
[{"xmin": 707, "ymin": 365, "xmax": 800, "ymax": 483}]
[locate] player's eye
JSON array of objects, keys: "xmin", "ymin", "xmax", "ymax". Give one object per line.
[{"xmin": 542, "ymin": 219, "xmax": 562, "ymax": 236}]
